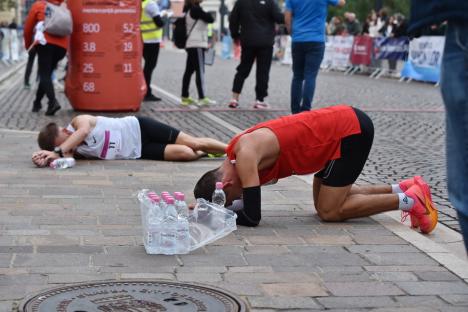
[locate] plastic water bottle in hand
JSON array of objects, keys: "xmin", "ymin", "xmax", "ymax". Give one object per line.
[
  {"xmin": 50, "ymin": 157, "xmax": 76, "ymax": 169},
  {"xmin": 212, "ymin": 182, "xmax": 226, "ymax": 207}
]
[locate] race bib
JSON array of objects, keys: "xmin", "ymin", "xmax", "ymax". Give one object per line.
[{"xmin": 100, "ymin": 130, "xmax": 122, "ymax": 159}]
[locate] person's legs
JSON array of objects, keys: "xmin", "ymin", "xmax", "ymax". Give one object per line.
[
  {"xmin": 174, "ymin": 131, "xmax": 226, "ymax": 154},
  {"xmin": 441, "ymin": 21, "xmax": 468, "ymax": 248},
  {"xmin": 143, "ymin": 42, "xmax": 160, "ymax": 98},
  {"xmin": 232, "ymin": 46, "xmax": 256, "ymax": 100},
  {"xmin": 301, "ymin": 42, "xmax": 325, "ymax": 112},
  {"xmin": 182, "ymin": 48, "xmax": 196, "ymax": 98},
  {"xmin": 24, "ymin": 46, "xmax": 37, "ymax": 87},
  {"xmin": 255, "ymin": 46, "xmax": 273, "ymax": 102},
  {"xmin": 458, "ymin": 211, "xmax": 468, "ymax": 252},
  {"xmin": 291, "ymin": 42, "xmax": 305, "ymax": 114},
  {"xmin": 194, "ymin": 48, "xmax": 206, "ymax": 99},
  {"xmin": 35, "ymin": 45, "xmax": 54, "ymax": 111}
]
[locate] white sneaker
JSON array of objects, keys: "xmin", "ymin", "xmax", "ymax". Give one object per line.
[{"xmin": 253, "ymin": 100, "xmax": 270, "ymax": 109}]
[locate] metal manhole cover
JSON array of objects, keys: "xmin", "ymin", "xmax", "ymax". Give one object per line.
[{"xmin": 21, "ymin": 280, "xmax": 248, "ymax": 312}]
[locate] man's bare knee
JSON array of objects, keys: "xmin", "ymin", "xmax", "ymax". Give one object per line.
[{"xmin": 316, "ymin": 207, "xmax": 344, "ymax": 222}]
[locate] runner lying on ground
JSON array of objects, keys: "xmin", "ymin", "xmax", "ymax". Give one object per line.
[
  {"xmin": 32, "ymin": 115, "xmax": 227, "ymax": 167},
  {"xmin": 194, "ymin": 105, "xmax": 438, "ymax": 234}
]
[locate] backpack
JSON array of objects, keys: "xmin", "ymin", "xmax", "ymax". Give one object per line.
[
  {"xmin": 172, "ymin": 12, "xmax": 197, "ymax": 49},
  {"xmin": 43, "ymin": 1, "xmax": 73, "ymax": 37}
]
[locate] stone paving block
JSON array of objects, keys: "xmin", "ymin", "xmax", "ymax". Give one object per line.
[
  {"xmin": 178, "ymin": 254, "xmax": 247, "ymax": 267},
  {"xmin": 347, "ymin": 244, "xmax": 419, "ymax": 253},
  {"xmin": 0, "ymin": 284, "xmax": 46, "ymax": 300},
  {"xmin": 317, "ymin": 296, "xmax": 397, "ymax": 309},
  {"xmin": 18, "ymin": 235, "xmax": 80, "ymax": 246},
  {"xmin": 0, "ymin": 255, "xmax": 11, "ymax": 268},
  {"xmin": 369, "ymin": 272, "xmax": 419, "ymax": 282},
  {"xmin": 120, "ymin": 273, "xmax": 175, "ymax": 280},
  {"xmin": 352, "ymin": 235, "xmax": 408, "ymax": 245},
  {"xmin": 324, "ymin": 281, "xmax": 404, "ymax": 296},
  {"xmin": 415, "ymin": 271, "xmax": 460, "ymax": 281},
  {"xmin": 246, "ymin": 252, "xmax": 369, "ymax": 267},
  {"xmin": 440, "ymin": 294, "xmax": 468, "ymax": 306},
  {"xmin": 0, "ymin": 246, "xmax": 33, "ymax": 253},
  {"xmin": 37, "ymin": 245, "xmax": 104, "ymax": 254},
  {"xmin": 248, "ymin": 296, "xmax": 321, "ymax": 310},
  {"xmin": 396, "ymin": 282, "xmax": 468, "ymax": 295},
  {"xmin": 93, "ymin": 253, "xmax": 177, "ymax": 268},
  {"xmin": 364, "ymin": 265, "xmax": 446, "ymax": 272},
  {"xmin": 0, "ymin": 301, "xmax": 13, "ymax": 312},
  {"xmin": 245, "ymin": 235, "xmax": 306, "ymax": 245},
  {"xmin": 319, "ymin": 271, "xmax": 374, "ymax": 282},
  {"xmin": 83, "ymin": 236, "xmax": 135, "ymax": 246},
  {"xmin": 176, "ymin": 272, "xmax": 222, "ymax": 283},
  {"xmin": 302, "ymin": 234, "xmax": 355, "ymax": 245},
  {"xmin": 228, "ymin": 266, "xmax": 273, "ymax": 273},
  {"xmin": 176, "ymin": 266, "xmax": 227, "ymax": 273},
  {"xmin": 393, "ymin": 295, "xmax": 451, "ymax": 307},
  {"xmin": 243, "ymin": 245, "xmax": 290, "ymax": 255},
  {"xmin": 13, "ymin": 254, "xmax": 90, "ymax": 267},
  {"xmin": 203, "ymin": 245, "xmax": 245, "ymax": 255},
  {"xmin": 0, "ymin": 274, "xmax": 48, "ymax": 286},
  {"xmin": 361, "ymin": 252, "xmax": 439, "ymax": 266},
  {"xmin": 28, "ymin": 266, "xmax": 99, "ymax": 274},
  {"xmin": 261, "ymin": 282, "xmax": 328, "ymax": 297},
  {"xmin": 287, "ymin": 246, "xmax": 349, "ymax": 255},
  {"xmin": 224, "ymin": 272, "xmax": 320, "ymax": 284},
  {"xmin": 47, "ymin": 273, "xmax": 117, "ymax": 284},
  {"xmin": 213, "ymin": 282, "xmax": 264, "ymax": 296}
]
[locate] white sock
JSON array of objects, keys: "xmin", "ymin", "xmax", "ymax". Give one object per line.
[
  {"xmin": 392, "ymin": 184, "xmax": 404, "ymax": 193},
  {"xmin": 398, "ymin": 193, "xmax": 414, "ymax": 211}
]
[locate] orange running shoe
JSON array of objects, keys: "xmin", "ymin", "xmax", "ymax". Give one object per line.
[
  {"xmin": 399, "ymin": 176, "xmax": 433, "ymax": 229},
  {"xmin": 404, "ymin": 178, "xmax": 438, "ymax": 234}
]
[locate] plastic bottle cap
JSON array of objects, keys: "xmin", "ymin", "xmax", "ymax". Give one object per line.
[
  {"xmin": 216, "ymin": 182, "xmax": 223, "ymax": 189},
  {"xmin": 166, "ymin": 197, "xmax": 174, "ymax": 204}
]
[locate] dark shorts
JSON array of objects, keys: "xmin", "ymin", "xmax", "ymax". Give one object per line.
[
  {"xmin": 137, "ymin": 116, "xmax": 180, "ymax": 160},
  {"xmin": 315, "ymin": 107, "xmax": 374, "ymax": 187}
]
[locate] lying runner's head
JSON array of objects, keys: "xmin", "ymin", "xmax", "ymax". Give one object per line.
[
  {"xmin": 37, "ymin": 122, "xmax": 71, "ymax": 151},
  {"xmin": 194, "ymin": 167, "xmax": 221, "ymax": 203}
]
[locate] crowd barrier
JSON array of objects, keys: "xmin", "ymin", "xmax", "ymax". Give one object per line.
[
  {"xmin": 281, "ymin": 35, "xmax": 445, "ymax": 84},
  {"xmin": 0, "ymin": 28, "xmax": 24, "ymax": 64}
]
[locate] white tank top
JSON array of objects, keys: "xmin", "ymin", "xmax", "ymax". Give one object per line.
[{"xmin": 67, "ymin": 116, "xmax": 142, "ymax": 160}]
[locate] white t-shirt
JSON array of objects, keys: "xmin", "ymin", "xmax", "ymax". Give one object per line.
[
  {"xmin": 144, "ymin": 0, "xmax": 162, "ymax": 43},
  {"xmin": 67, "ymin": 116, "xmax": 142, "ymax": 160}
]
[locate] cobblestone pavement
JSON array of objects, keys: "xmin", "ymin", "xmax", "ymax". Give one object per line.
[{"xmin": 1, "ymin": 49, "xmax": 467, "ymax": 312}]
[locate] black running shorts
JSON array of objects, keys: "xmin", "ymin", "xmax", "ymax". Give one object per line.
[
  {"xmin": 315, "ymin": 107, "xmax": 374, "ymax": 187},
  {"xmin": 137, "ymin": 116, "xmax": 180, "ymax": 160}
]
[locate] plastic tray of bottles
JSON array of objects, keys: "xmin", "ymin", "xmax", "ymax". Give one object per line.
[{"xmin": 137, "ymin": 190, "xmax": 237, "ymax": 255}]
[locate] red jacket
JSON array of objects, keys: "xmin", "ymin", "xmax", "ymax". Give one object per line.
[{"xmin": 23, "ymin": 0, "xmax": 69, "ymax": 50}]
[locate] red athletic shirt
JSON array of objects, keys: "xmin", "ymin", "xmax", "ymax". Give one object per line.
[{"xmin": 226, "ymin": 105, "xmax": 361, "ymax": 185}]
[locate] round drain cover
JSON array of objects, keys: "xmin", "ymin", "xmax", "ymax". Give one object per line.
[{"xmin": 21, "ymin": 280, "xmax": 247, "ymax": 312}]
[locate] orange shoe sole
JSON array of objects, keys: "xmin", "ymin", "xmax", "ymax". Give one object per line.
[{"xmin": 414, "ymin": 176, "xmax": 438, "ymax": 234}]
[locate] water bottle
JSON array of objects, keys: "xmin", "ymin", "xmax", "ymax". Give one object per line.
[
  {"xmin": 50, "ymin": 157, "xmax": 76, "ymax": 169},
  {"xmin": 160, "ymin": 197, "xmax": 177, "ymax": 255},
  {"xmin": 212, "ymin": 182, "xmax": 226, "ymax": 207},
  {"xmin": 174, "ymin": 192, "xmax": 190, "ymax": 253},
  {"xmin": 146, "ymin": 194, "xmax": 161, "ymax": 253},
  {"xmin": 174, "ymin": 192, "xmax": 189, "ymax": 219}
]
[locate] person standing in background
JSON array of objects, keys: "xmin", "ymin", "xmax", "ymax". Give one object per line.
[
  {"xmin": 23, "ymin": 0, "xmax": 69, "ymax": 116},
  {"xmin": 180, "ymin": 0, "xmax": 216, "ymax": 106},
  {"xmin": 285, "ymin": 0, "xmax": 346, "ymax": 114},
  {"xmin": 141, "ymin": 0, "xmax": 165, "ymax": 102},
  {"xmin": 409, "ymin": 0, "xmax": 468, "ymax": 252},
  {"xmin": 227, "ymin": 0, "xmax": 284, "ymax": 109}
]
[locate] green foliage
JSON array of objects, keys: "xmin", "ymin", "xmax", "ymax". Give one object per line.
[{"xmin": 328, "ymin": 0, "xmax": 410, "ymax": 22}]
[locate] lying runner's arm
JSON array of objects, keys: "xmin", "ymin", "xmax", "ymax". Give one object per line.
[{"xmin": 59, "ymin": 115, "xmax": 92, "ymax": 156}]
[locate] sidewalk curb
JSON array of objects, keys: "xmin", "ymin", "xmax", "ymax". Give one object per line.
[{"xmin": 0, "ymin": 60, "xmax": 26, "ymax": 84}]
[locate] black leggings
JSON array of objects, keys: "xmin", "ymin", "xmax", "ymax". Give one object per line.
[
  {"xmin": 182, "ymin": 47, "xmax": 205, "ymax": 99},
  {"xmin": 137, "ymin": 117, "xmax": 180, "ymax": 160},
  {"xmin": 35, "ymin": 44, "xmax": 66, "ymax": 105},
  {"xmin": 143, "ymin": 42, "xmax": 160, "ymax": 96}
]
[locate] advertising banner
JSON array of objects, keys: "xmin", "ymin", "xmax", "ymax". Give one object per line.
[
  {"xmin": 350, "ymin": 35, "xmax": 373, "ymax": 66},
  {"xmin": 374, "ymin": 37, "xmax": 409, "ymax": 61},
  {"xmin": 401, "ymin": 36, "xmax": 445, "ymax": 83},
  {"xmin": 330, "ymin": 36, "xmax": 354, "ymax": 69},
  {"xmin": 66, "ymin": 0, "xmax": 145, "ymax": 111}
]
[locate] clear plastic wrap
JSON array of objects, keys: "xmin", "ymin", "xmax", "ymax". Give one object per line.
[{"xmin": 137, "ymin": 190, "xmax": 237, "ymax": 255}]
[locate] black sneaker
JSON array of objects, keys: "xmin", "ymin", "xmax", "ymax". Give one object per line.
[
  {"xmin": 45, "ymin": 101, "xmax": 61, "ymax": 116},
  {"xmin": 144, "ymin": 94, "xmax": 162, "ymax": 102},
  {"xmin": 32, "ymin": 101, "xmax": 42, "ymax": 112},
  {"xmin": 24, "ymin": 82, "xmax": 31, "ymax": 90}
]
